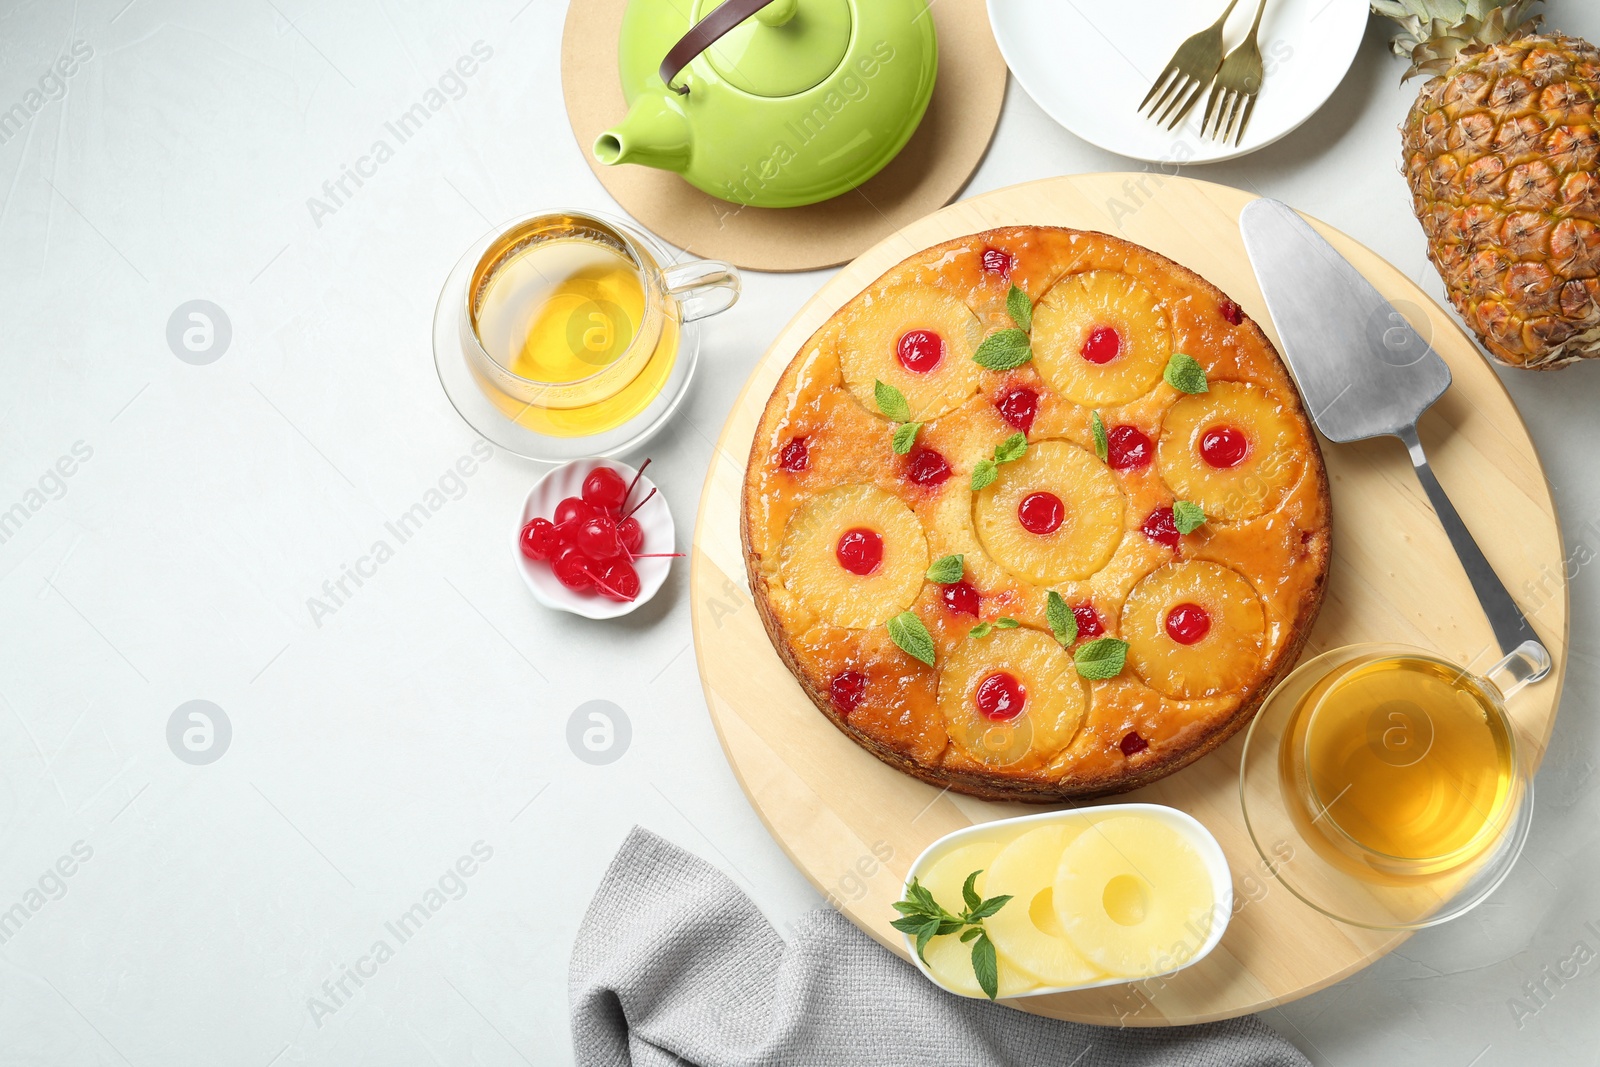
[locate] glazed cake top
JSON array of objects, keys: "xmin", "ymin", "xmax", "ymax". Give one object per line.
[{"xmin": 742, "ymin": 226, "xmax": 1330, "ymax": 798}]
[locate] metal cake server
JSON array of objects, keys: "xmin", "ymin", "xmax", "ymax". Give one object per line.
[{"xmin": 1239, "ymin": 198, "xmax": 1550, "ymax": 681}]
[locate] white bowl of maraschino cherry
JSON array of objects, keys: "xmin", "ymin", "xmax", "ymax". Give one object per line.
[{"xmin": 514, "ymin": 458, "xmax": 678, "ymax": 619}]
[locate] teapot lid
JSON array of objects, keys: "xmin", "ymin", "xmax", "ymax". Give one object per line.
[{"xmin": 690, "ymin": 0, "xmax": 853, "ymax": 99}]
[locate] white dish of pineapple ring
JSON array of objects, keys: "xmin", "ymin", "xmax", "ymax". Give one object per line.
[{"xmin": 899, "ymin": 804, "xmax": 1232, "ymax": 1000}]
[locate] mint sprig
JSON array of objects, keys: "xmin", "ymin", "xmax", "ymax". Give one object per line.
[
  {"xmin": 972, "ymin": 329, "xmax": 1032, "ymax": 371},
  {"xmin": 1005, "ymin": 283, "xmax": 1033, "ymax": 333},
  {"xmin": 1091, "ymin": 411, "xmax": 1109, "ymax": 462},
  {"xmin": 1046, "ymin": 591, "xmax": 1078, "ymax": 648},
  {"xmin": 968, "ymin": 617, "xmax": 1019, "ymax": 640},
  {"xmin": 970, "ymin": 432, "xmax": 1029, "ymax": 492},
  {"xmin": 1173, "ymin": 500, "xmax": 1206, "ymax": 535},
  {"xmin": 875, "ymin": 380, "xmax": 921, "ymax": 455},
  {"xmin": 1074, "ymin": 637, "xmax": 1129, "ymax": 680},
  {"xmin": 1164, "ymin": 354, "xmax": 1209, "ymax": 394},
  {"xmin": 926, "ymin": 554, "xmax": 964, "ymax": 584},
  {"xmin": 893, "ymin": 872, "xmax": 1013, "ymax": 999},
  {"xmin": 887, "ymin": 611, "xmax": 936, "ymax": 667},
  {"xmin": 874, "ymin": 379, "xmax": 911, "ymax": 422}
]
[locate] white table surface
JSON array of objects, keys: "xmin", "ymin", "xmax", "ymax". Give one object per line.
[{"xmin": 2, "ymin": 1, "xmax": 1597, "ymax": 1063}]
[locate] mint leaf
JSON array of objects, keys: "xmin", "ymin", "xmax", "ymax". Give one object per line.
[
  {"xmin": 891, "ymin": 914, "xmax": 929, "ymax": 935},
  {"xmin": 968, "ymin": 622, "xmax": 993, "ymax": 639},
  {"xmin": 1075, "ymin": 637, "xmax": 1129, "ymax": 681},
  {"xmin": 971, "ymin": 931, "xmax": 999, "ymax": 1000},
  {"xmin": 1164, "ymin": 353, "xmax": 1209, "ymax": 394},
  {"xmin": 1006, "ymin": 283, "xmax": 1032, "ymax": 332},
  {"xmin": 960, "ymin": 927, "xmax": 982, "ymax": 942},
  {"xmin": 891, "ymin": 420, "xmax": 921, "ymax": 456},
  {"xmin": 1046, "ymin": 591, "xmax": 1077, "ymax": 648},
  {"xmin": 1091, "ymin": 411, "xmax": 1108, "ymax": 462},
  {"xmin": 973, "ymin": 328, "xmax": 1032, "ymax": 371},
  {"xmin": 874, "ymin": 379, "xmax": 911, "ymax": 422},
  {"xmin": 915, "ymin": 918, "xmax": 941, "ymax": 962},
  {"xmin": 994, "ymin": 617, "xmax": 1020, "ymax": 629},
  {"xmin": 971, "ymin": 459, "xmax": 998, "ymax": 492},
  {"xmin": 1173, "ymin": 499, "xmax": 1206, "ymax": 534},
  {"xmin": 968, "ymin": 894, "xmax": 1012, "ymax": 921},
  {"xmin": 887, "ymin": 612, "xmax": 936, "ymax": 668},
  {"xmin": 961, "ymin": 871, "xmax": 982, "ymax": 913},
  {"xmin": 926, "ymin": 554, "xmax": 964, "ymax": 584},
  {"xmin": 993, "ymin": 432, "xmax": 1028, "ymax": 465}
]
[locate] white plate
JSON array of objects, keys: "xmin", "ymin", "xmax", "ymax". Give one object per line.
[
  {"xmin": 513, "ymin": 458, "xmax": 676, "ymax": 620},
  {"xmin": 987, "ymin": 0, "xmax": 1370, "ymax": 164},
  {"xmin": 901, "ymin": 803, "xmax": 1232, "ymax": 999}
]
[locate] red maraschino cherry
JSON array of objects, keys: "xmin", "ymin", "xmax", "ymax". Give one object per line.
[
  {"xmin": 520, "ymin": 518, "xmax": 561, "ymax": 562},
  {"xmin": 591, "ymin": 559, "xmax": 641, "ymax": 602},
  {"xmin": 617, "ymin": 515, "xmax": 644, "ymax": 555},
  {"xmin": 975, "ymin": 671, "xmax": 1026, "ymax": 721},
  {"xmin": 995, "ymin": 386, "xmax": 1038, "ymax": 434},
  {"xmin": 576, "ymin": 515, "xmax": 624, "ymax": 561},
  {"xmin": 582, "ymin": 466, "xmax": 630, "ymax": 513},
  {"xmin": 552, "ymin": 544, "xmax": 592, "ymax": 590},
  {"xmin": 554, "ymin": 496, "xmax": 593, "ymax": 528}
]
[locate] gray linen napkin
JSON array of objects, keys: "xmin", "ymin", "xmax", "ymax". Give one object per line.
[{"xmin": 570, "ymin": 826, "xmax": 1311, "ymax": 1067}]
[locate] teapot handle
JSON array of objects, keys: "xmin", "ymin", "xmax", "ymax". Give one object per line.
[{"xmin": 659, "ymin": 0, "xmax": 792, "ymax": 96}]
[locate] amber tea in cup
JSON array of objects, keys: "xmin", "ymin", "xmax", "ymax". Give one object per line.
[
  {"xmin": 462, "ymin": 212, "xmax": 737, "ymax": 438},
  {"xmin": 1278, "ymin": 643, "xmax": 1542, "ymax": 880}
]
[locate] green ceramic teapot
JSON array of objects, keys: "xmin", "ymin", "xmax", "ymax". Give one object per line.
[{"xmin": 595, "ymin": 0, "xmax": 938, "ymax": 209}]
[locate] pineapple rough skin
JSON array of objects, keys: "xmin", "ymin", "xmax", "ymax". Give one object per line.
[{"xmin": 1403, "ymin": 32, "xmax": 1600, "ymax": 368}]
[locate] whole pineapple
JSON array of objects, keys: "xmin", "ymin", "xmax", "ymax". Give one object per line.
[{"xmin": 1375, "ymin": 0, "xmax": 1600, "ymax": 368}]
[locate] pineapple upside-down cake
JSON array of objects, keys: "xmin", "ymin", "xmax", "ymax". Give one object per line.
[{"xmin": 741, "ymin": 227, "xmax": 1332, "ymax": 801}]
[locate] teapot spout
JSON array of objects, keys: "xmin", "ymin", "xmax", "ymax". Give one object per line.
[{"xmin": 593, "ymin": 92, "xmax": 692, "ymax": 173}]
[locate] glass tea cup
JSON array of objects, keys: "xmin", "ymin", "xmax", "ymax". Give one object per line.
[
  {"xmin": 459, "ymin": 210, "xmax": 738, "ymax": 439},
  {"xmin": 1241, "ymin": 639, "xmax": 1550, "ymax": 929}
]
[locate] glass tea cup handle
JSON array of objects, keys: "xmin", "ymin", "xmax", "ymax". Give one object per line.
[
  {"xmin": 663, "ymin": 259, "xmax": 741, "ymax": 323},
  {"xmin": 1483, "ymin": 640, "xmax": 1553, "ymax": 701}
]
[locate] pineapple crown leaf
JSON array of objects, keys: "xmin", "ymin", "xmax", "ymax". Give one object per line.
[{"xmin": 1370, "ymin": 0, "xmax": 1545, "ymax": 79}]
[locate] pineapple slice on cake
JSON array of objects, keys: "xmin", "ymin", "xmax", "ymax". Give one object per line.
[
  {"xmin": 1031, "ymin": 271, "xmax": 1172, "ymax": 405},
  {"xmin": 1122, "ymin": 561, "xmax": 1265, "ymax": 700},
  {"xmin": 1157, "ymin": 381, "xmax": 1305, "ymax": 521},
  {"xmin": 778, "ymin": 485, "xmax": 929, "ymax": 629},
  {"xmin": 938, "ymin": 627, "xmax": 1088, "ymax": 767},
  {"xmin": 1053, "ymin": 816, "xmax": 1214, "ymax": 978},
  {"xmin": 974, "ymin": 439, "xmax": 1125, "ymax": 585},
  {"xmin": 839, "ymin": 283, "xmax": 985, "ymax": 421}
]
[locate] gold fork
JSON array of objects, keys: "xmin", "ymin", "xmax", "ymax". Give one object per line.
[
  {"xmin": 1202, "ymin": 0, "xmax": 1270, "ymax": 145},
  {"xmin": 1137, "ymin": 0, "xmax": 1240, "ymax": 130}
]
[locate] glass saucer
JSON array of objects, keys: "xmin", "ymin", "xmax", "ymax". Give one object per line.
[
  {"xmin": 1238, "ymin": 644, "xmax": 1535, "ymax": 930},
  {"xmin": 431, "ymin": 223, "xmax": 702, "ymax": 463}
]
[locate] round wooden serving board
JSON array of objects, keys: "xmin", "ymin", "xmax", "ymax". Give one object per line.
[{"xmin": 689, "ymin": 174, "xmax": 1569, "ymax": 1025}]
